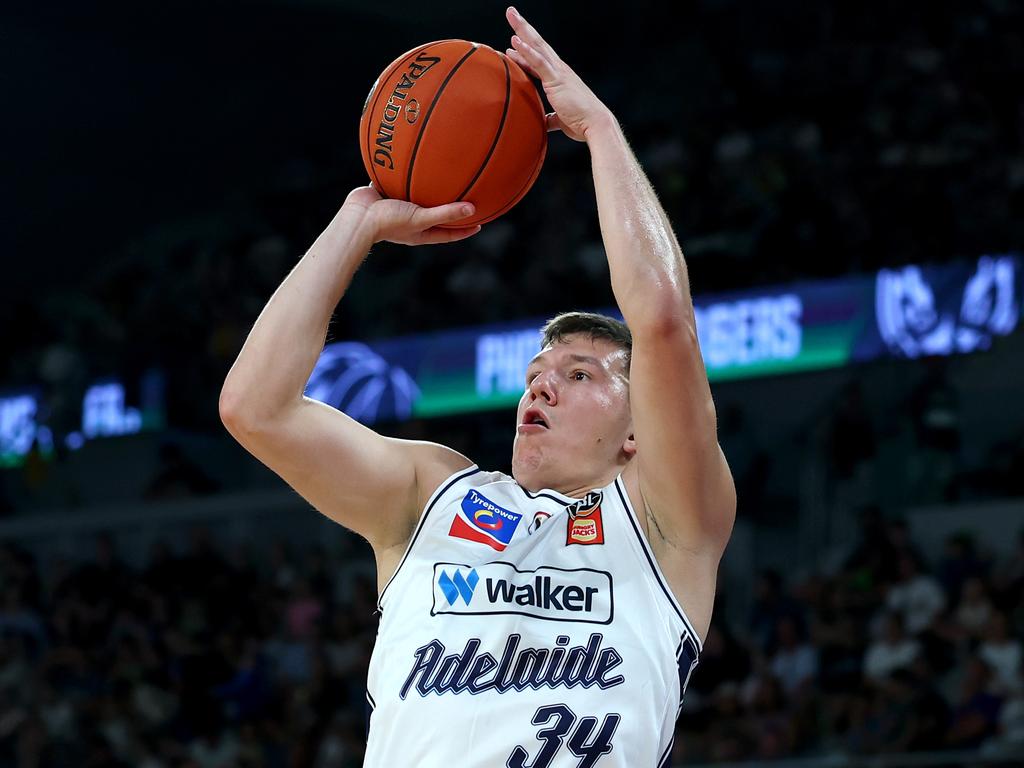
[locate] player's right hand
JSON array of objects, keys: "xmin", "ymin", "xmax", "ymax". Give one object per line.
[{"xmin": 344, "ymin": 185, "xmax": 481, "ymax": 246}]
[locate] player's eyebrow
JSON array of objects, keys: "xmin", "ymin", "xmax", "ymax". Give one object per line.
[{"xmin": 526, "ymin": 352, "xmax": 602, "ymax": 370}]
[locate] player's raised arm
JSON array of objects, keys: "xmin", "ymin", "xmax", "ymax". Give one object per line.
[
  {"xmin": 506, "ymin": 9, "xmax": 735, "ymax": 562},
  {"xmin": 219, "ymin": 186, "xmax": 479, "ymax": 551}
]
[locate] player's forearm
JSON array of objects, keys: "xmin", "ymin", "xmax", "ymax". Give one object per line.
[
  {"xmin": 586, "ymin": 115, "xmax": 694, "ymax": 333},
  {"xmin": 220, "ymin": 205, "xmax": 376, "ymax": 426}
]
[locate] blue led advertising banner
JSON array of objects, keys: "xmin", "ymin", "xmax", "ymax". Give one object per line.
[{"xmin": 303, "ymin": 254, "xmax": 1021, "ymax": 425}]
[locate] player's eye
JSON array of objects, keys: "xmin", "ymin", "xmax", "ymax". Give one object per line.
[{"xmin": 571, "ymin": 370, "xmax": 590, "ymax": 381}]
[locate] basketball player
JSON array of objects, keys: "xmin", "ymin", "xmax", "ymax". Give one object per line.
[{"xmin": 220, "ymin": 7, "xmax": 735, "ymax": 766}]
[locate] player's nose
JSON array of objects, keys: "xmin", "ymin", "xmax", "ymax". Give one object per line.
[{"xmin": 528, "ymin": 370, "xmax": 558, "ymax": 405}]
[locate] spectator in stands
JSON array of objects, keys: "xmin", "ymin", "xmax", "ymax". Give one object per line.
[
  {"xmin": 749, "ymin": 569, "xmax": 805, "ymax": 654},
  {"xmin": 770, "ymin": 616, "xmax": 818, "ymax": 698},
  {"xmin": 885, "ymin": 553, "xmax": 946, "ymax": 636},
  {"xmin": 993, "ymin": 530, "xmax": 1024, "ymax": 614},
  {"xmin": 938, "ymin": 533, "xmax": 990, "ymax": 603},
  {"xmin": 812, "ymin": 581, "xmax": 867, "ymax": 693},
  {"xmin": 863, "ymin": 613, "xmax": 921, "ymax": 682},
  {"xmin": 952, "ymin": 575, "xmax": 995, "ymax": 643},
  {"xmin": 945, "ymin": 657, "xmax": 1004, "ymax": 749},
  {"xmin": 980, "ymin": 613, "xmax": 1023, "ymax": 695}
]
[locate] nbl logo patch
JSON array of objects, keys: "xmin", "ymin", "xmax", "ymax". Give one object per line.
[
  {"xmin": 448, "ymin": 489, "xmax": 523, "ymax": 551},
  {"xmin": 566, "ymin": 491, "xmax": 605, "ymax": 546}
]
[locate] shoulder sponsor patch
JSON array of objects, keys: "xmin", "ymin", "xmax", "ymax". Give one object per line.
[
  {"xmin": 431, "ymin": 562, "xmax": 614, "ymax": 624},
  {"xmin": 448, "ymin": 489, "xmax": 523, "ymax": 551},
  {"xmin": 566, "ymin": 491, "xmax": 605, "ymax": 546},
  {"xmin": 528, "ymin": 511, "xmax": 551, "ymax": 535}
]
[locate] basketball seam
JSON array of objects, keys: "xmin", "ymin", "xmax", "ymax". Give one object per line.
[
  {"xmin": 363, "ymin": 41, "xmax": 440, "ymax": 196},
  {"xmin": 455, "ymin": 55, "xmax": 512, "ymax": 202},
  {"xmin": 405, "ymin": 43, "xmax": 479, "ymax": 201},
  {"xmin": 477, "ymin": 124, "xmax": 546, "ymax": 224}
]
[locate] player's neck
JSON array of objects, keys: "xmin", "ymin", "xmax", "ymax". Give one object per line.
[{"xmin": 526, "ymin": 465, "xmax": 626, "ymax": 499}]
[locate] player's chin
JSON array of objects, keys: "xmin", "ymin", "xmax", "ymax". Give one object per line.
[{"xmin": 511, "ymin": 443, "xmax": 543, "ymax": 478}]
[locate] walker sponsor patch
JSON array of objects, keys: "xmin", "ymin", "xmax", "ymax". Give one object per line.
[
  {"xmin": 447, "ymin": 489, "xmax": 523, "ymax": 551},
  {"xmin": 566, "ymin": 491, "xmax": 605, "ymax": 546},
  {"xmin": 431, "ymin": 562, "xmax": 613, "ymax": 624}
]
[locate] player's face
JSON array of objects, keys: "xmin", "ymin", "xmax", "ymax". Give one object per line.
[{"xmin": 512, "ymin": 335, "xmax": 634, "ymax": 493}]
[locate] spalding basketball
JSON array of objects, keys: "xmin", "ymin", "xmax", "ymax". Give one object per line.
[{"xmin": 359, "ymin": 39, "xmax": 547, "ymax": 228}]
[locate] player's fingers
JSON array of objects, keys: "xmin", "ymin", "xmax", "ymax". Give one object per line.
[
  {"xmin": 418, "ymin": 225, "xmax": 482, "ymax": 245},
  {"xmin": 545, "ymin": 113, "xmax": 564, "ymax": 133},
  {"xmin": 506, "ymin": 7, "xmax": 558, "ymax": 63},
  {"xmin": 505, "ymin": 48, "xmax": 540, "ymax": 80},
  {"xmin": 415, "ymin": 202, "xmax": 475, "ymax": 230},
  {"xmin": 510, "ymin": 35, "xmax": 557, "ymax": 81}
]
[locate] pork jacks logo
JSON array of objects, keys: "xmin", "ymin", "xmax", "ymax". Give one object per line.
[
  {"xmin": 448, "ymin": 490, "xmax": 523, "ymax": 551},
  {"xmin": 371, "ymin": 51, "xmax": 441, "ymax": 171},
  {"xmin": 566, "ymin": 491, "xmax": 605, "ymax": 546},
  {"xmin": 432, "ymin": 562, "xmax": 613, "ymax": 624},
  {"xmin": 875, "ymin": 256, "xmax": 1019, "ymax": 359}
]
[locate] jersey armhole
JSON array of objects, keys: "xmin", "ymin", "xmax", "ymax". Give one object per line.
[
  {"xmin": 613, "ymin": 476, "xmax": 704, "ymax": 653},
  {"xmin": 376, "ymin": 464, "xmax": 482, "ymax": 612}
]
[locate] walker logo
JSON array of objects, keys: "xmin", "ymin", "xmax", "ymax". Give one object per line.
[
  {"xmin": 437, "ymin": 568, "xmax": 479, "ymax": 606},
  {"xmin": 448, "ymin": 490, "xmax": 522, "ymax": 551},
  {"xmin": 566, "ymin": 491, "xmax": 605, "ymax": 546},
  {"xmin": 431, "ymin": 562, "xmax": 614, "ymax": 624}
]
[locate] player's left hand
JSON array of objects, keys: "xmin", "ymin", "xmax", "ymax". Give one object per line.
[{"xmin": 505, "ymin": 6, "xmax": 614, "ymax": 143}]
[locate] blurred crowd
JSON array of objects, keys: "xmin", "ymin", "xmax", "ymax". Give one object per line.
[
  {"xmin": 0, "ymin": 515, "xmax": 1022, "ymax": 766},
  {"xmin": 676, "ymin": 511, "xmax": 1024, "ymax": 762},
  {"xmin": 0, "ymin": 531, "xmax": 378, "ymax": 768}
]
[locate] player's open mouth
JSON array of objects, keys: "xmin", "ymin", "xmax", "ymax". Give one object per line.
[{"xmin": 520, "ymin": 408, "xmax": 549, "ymax": 430}]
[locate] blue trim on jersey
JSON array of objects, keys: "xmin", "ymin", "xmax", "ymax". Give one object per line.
[
  {"xmin": 675, "ymin": 633, "xmax": 700, "ymax": 716},
  {"xmin": 376, "ymin": 465, "xmax": 483, "ymax": 613},
  {"xmin": 364, "ymin": 690, "xmax": 376, "ymax": 741},
  {"xmin": 515, "ymin": 483, "xmax": 576, "ymax": 506},
  {"xmin": 657, "ymin": 737, "xmax": 674, "ymax": 768},
  {"xmin": 612, "ymin": 477, "xmax": 703, "ymax": 653}
]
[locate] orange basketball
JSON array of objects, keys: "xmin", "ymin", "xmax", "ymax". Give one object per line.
[{"xmin": 359, "ymin": 39, "xmax": 547, "ymax": 228}]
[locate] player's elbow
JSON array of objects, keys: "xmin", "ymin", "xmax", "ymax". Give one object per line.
[
  {"xmin": 628, "ymin": 294, "xmax": 696, "ymax": 342},
  {"xmin": 218, "ymin": 381, "xmax": 264, "ymax": 439},
  {"xmin": 219, "ymin": 379, "xmax": 299, "ymax": 446},
  {"xmin": 218, "ymin": 383, "xmax": 247, "ymax": 434}
]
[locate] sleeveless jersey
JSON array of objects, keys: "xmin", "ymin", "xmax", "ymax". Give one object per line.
[{"xmin": 364, "ymin": 466, "xmax": 702, "ymax": 768}]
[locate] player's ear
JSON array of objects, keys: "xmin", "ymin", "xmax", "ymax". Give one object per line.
[{"xmin": 623, "ymin": 432, "xmax": 637, "ymax": 459}]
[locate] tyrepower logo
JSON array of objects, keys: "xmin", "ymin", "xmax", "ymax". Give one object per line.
[
  {"xmin": 448, "ymin": 490, "xmax": 523, "ymax": 551},
  {"xmin": 431, "ymin": 562, "xmax": 613, "ymax": 625}
]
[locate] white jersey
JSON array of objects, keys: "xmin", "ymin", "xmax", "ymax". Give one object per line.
[{"xmin": 364, "ymin": 466, "xmax": 702, "ymax": 768}]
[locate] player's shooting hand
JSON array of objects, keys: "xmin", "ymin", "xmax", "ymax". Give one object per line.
[
  {"xmin": 505, "ymin": 6, "xmax": 614, "ymax": 142},
  {"xmin": 344, "ymin": 185, "xmax": 480, "ymax": 246}
]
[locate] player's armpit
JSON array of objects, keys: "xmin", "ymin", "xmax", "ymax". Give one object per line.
[{"xmin": 220, "ymin": 396, "xmax": 473, "ymax": 550}]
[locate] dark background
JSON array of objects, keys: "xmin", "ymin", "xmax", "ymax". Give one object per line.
[{"xmin": 1, "ymin": 1, "xmax": 1023, "ymax": 766}]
